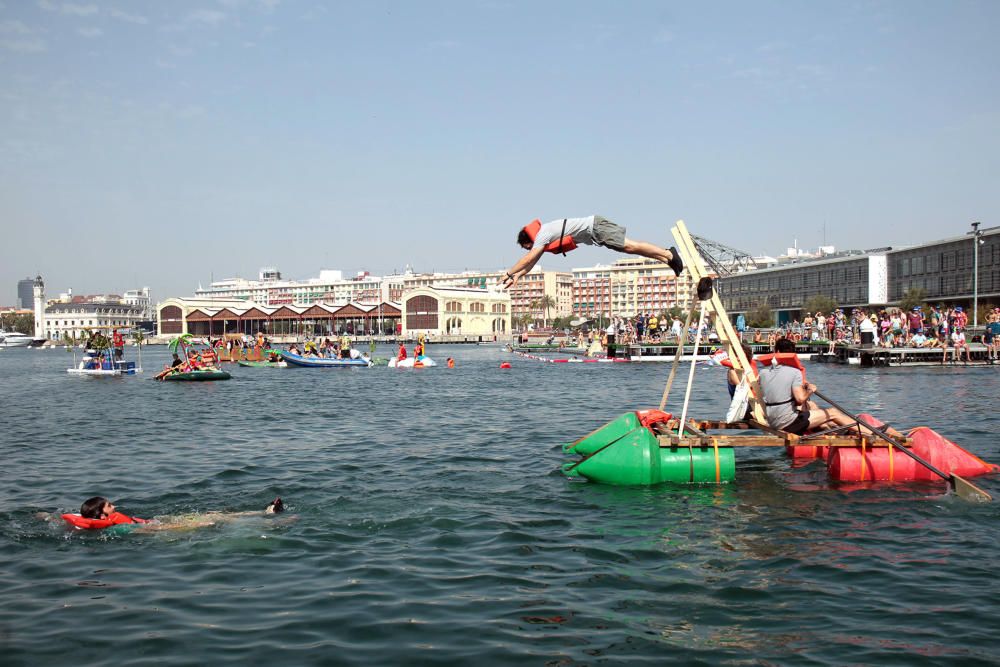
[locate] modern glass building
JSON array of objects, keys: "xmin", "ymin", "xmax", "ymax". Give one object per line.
[
  {"xmin": 888, "ymin": 226, "xmax": 1000, "ymax": 305},
  {"xmin": 17, "ymin": 277, "xmax": 34, "ymax": 309},
  {"xmin": 718, "ymin": 224, "xmax": 1000, "ymax": 323},
  {"xmin": 719, "ymin": 253, "xmax": 886, "ymax": 324}
]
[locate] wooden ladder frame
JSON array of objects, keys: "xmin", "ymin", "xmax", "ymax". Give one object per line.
[{"xmin": 670, "ymin": 220, "xmax": 767, "ymax": 424}]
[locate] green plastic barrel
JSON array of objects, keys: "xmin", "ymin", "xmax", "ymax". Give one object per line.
[
  {"xmin": 563, "ymin": 412, "xmax": 640, "ymax": 455},
  {"xmin": 565, "ymin": 428, "xmax": 736, "ymax": 486}
]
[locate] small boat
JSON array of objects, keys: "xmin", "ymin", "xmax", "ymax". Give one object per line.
[
  {"xmin": 68, "ymin": 352, "xmax": 141, "ymax": 376},
  {"xmin": 237, "ymin": 360, "xmax": 287, "ymax": 368},
  {"xmin": 0, "ymin": 330, "xmax": 35, "ymax": 348},
  {"xmin": 281, "ymin": 351, "xmax": 373, "ymax": 368},
  {"xmin": 388, "ymin": 355, "xmax": 437, "ymax": 368},
  {"xmin": 155, "ymin": 334, "xmax": 229, "ymax": 381},
  {"xmin": 67, "ymin": 328, "xmax": 144, "ymax": 376},
  {"xmin": 161, "ymin": 369, "xmax": 232, "ymax": 381}
]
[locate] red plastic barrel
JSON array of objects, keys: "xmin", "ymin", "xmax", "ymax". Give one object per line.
[{"xmin": 828, "ymin": 427, "xmax": 999, "ymax": 482}]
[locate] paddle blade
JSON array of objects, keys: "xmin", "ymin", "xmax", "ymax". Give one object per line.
[{"xmin": 951, "ymin": 474, "xmax": 993, "ymax": 503}]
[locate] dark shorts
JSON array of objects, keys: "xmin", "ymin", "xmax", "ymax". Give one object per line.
[
  {"xmin": 783, "ymin": 410, "xmax": 811, "ymax": 435},
  {"xmin": 592, "ymin": 216, "xmax": 626, "ymax": 251}
]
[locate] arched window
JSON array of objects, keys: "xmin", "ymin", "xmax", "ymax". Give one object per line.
[
  {"xmin": 469, "ymin": 302, "xmax": 485, "ymax": 313},
  {"xmin": 406, "ymin": 295, "xmax": 439, "ymax": 330}
]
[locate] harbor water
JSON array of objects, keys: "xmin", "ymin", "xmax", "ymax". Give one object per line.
[{"xmin": 1, "ymin": 345, "xmax": 998, "ymax": 665}]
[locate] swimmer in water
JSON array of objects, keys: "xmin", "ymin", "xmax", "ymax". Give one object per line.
[{"xmin": 54, "ymin": 497, "xmax": 287, "ymax": 532}]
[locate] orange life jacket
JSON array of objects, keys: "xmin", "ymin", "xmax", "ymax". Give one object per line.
[
  {"xmin": 522, "ymin": 219, "xmax": 578, "ymax": 256},
  {"xmin": 636, "ymin": 409, "xmax": 672, "ymax": 430},
  {"xmin": 755, "ymin": 352, "xmax": 806, "ymax": 382},
  {"xmin": 61, "ymin": 511, "xmax": 148, "ymax": 530}
]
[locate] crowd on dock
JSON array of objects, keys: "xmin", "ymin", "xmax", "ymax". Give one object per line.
[
  {"xmin": 763, "ymin": 306, "xmax": 999, "ymax": 358},
  {"xmin": 546, "ymin": 304, "xmax": 1000, "ymax": 364}
]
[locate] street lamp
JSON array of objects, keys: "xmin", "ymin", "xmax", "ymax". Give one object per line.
[{"xmin": 971, "ymin": 221, "xmax": 983, "ymax": 327}]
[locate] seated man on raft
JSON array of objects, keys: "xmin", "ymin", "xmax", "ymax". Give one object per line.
[
  {"xmin": 502, "ymin": 215, "xmax": 684, "ymax": 289},
  {"xmin": 758, "ymin": 337, "xmax": 904, "ymax": 439}
]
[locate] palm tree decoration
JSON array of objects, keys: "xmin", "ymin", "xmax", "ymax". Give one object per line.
[{"xmin": 537, "ymin": 295, "xmax": 556, "ymax": 328}]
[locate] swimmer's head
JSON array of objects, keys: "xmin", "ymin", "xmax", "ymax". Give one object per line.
[
  {"xmin": 81, "ymin": 496, "xmax": 112, "ymax": 519},
  {"xmin": 265, "ymin": 497, "xmax": 284, "ymax": 514}
]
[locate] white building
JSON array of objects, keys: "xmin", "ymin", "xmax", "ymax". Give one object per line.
[
  {"xmin": 194, "ymin": 267, "xmax": 400, "ymax": 307},
  {"xmin": 402, "ymin": 286, "xmax": 511, "ymax": 338},
  {"xmin": 123, "ymin": 287, "xmax": 154, "ymax": 321},
  {"xmin": 44, "ymin": 301, "xmax": 146, "ymax": 341}
]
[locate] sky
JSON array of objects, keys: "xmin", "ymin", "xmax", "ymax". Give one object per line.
[{"xmin": 2, "ymin": 0, "xmax": 998, "ymax": 303}]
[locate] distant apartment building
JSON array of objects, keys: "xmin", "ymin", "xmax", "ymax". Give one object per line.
[
  {"xmin": 571, "ymin": 257, "xmax": 703, "ymax": 319},
  {"xmin": 395, "ymin": 267, "xmax": 572, "ymax": 324},
  {"xmin": 194, "ymin": 268, "xmax": 400, "ymax": 307},
  {"xmin": 123, "ymin": 287, "xmax": 154, "ymax": 321}
]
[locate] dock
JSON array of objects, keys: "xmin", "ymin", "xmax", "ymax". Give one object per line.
[{"xmin": 813, "ymin": 344, "xmax": 995, "ymax": 367}]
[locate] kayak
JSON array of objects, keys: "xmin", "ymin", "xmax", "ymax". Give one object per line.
[
  {"xmin": 281, "ymin": 351, "xmax": 373, "ymax": 368},
  {"xmin": 161, "ymin": 369, "xmax": 231, "ymax": 381},
  {"xmin": 237, "ymin": 360, "xmax": 288, "ymax": 368}
]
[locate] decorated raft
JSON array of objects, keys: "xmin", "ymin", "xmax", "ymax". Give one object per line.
[{"xmin": 561, "ymin": 220, "xmax": 997, "ymax": 502}]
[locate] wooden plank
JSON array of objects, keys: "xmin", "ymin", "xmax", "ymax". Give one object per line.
[
  {"xmin": 656, "ymin": 435, "xmax": 910, "ymax": 448},
  {"xmin": 670, "ymin": 220, "xmax": 767, "ymax": 423}
]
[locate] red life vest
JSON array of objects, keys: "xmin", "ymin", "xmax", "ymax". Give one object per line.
[
  {"xmin": 112, "ymin": 332, "xmax": 124, "ymax": 347},
  {"xmin": 522, "ymin": 219, "xmax": 578, "ymax": 256},
  {"xmin": 755, "ymin": 352, "xmax": 806, "ymax": 382},
  {"xmin": 636, "ymin": 409, "xmax": 672, "ymax": 430},
  {"xmin": 61, "ymin": 511, "xmax": 148, "ymax": 530}
]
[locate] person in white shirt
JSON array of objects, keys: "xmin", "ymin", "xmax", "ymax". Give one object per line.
[{"xmin": 948, "ymin": 329, "xmax": 971, "ymax": 363}]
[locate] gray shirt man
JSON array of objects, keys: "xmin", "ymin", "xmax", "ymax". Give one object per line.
[{"xmin": 758, "ymin": 364, "xmax": 803, "ymax": 430}]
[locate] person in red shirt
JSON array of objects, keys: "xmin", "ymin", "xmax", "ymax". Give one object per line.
[{"xmin": 397, "ymin": 343, "xmax": 407, "ymax": 361}]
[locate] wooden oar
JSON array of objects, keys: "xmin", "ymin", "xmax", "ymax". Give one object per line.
[{"xmin": 813, "ymin": 389, "xmax": 992, "ymax": 502}]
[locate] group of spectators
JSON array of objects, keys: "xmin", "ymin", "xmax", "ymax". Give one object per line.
[
  {"xmin": 743, "ymin": 305, "xmax": 999, "ymax": 363},
  {"xmin": 590, "ymin": 313, "xmax": 715, "ymax": 348}
]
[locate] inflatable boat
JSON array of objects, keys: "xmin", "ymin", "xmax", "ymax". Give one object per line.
[{"xmin": 281, "ymin": 351, "xmax": 373, "ymax": 368}]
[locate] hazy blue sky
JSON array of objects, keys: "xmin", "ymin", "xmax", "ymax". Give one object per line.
[{"xmin": 2, "ymin": 1, "xmax": 998, "ymax": 303}]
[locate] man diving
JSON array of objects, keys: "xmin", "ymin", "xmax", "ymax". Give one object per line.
[{"xmin": 501, "ymin": 215, "xmax": 684, "ymax": 289}]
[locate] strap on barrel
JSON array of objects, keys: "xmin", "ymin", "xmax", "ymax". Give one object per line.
[
  {"xmin": 888, "ymin": 438, "xmax": 894, "ymax": 481},
  {"xmin": 860, "ymin": 436, "xmax": 867, "ymax": 482},
  {"xmin": 712, "ymin": 438, "xmax": 720, "ymax": 483}
]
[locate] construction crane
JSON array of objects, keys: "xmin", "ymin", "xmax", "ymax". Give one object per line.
[{"xmin": 690, "ymin": 235, "xmax": 758, "ymax": 278}]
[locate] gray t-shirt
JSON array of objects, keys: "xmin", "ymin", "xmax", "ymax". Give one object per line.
[
  {"xmin": 758, "ymin": 364, "xmax": 803, "ymax": 429},
  {"xmin": 532, "ymin": 216, "xmax": 595, "ymax": 248}
]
